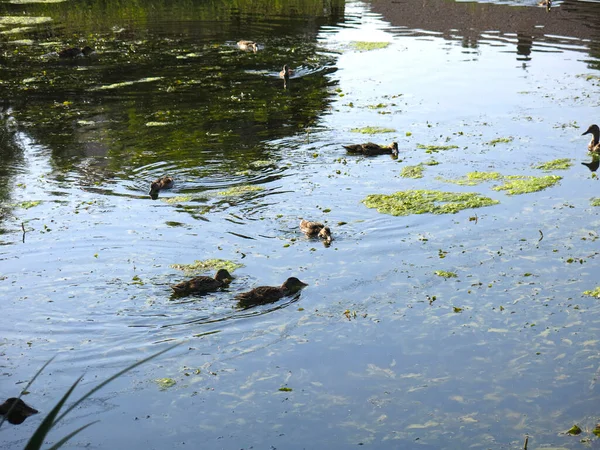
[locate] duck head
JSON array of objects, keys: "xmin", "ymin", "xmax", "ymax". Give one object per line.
[
  {"xmin": 282, "ymin": 277, "xmax": 308, "ymax": 294},
  {"xmin": 215, "ymin": 269, "xmax": 233, "ymax": 283},
  {"xmin": 582, "ymin": 124, "xmax": 600, "ymax": 139}
]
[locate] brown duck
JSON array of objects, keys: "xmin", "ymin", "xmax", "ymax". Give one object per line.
[
  {"xmin": 300, "ymin": 219, "xmax": 332, "ymax": 244},
  {"xmin": 582, "ymin": 124, "xmax": 600, "ymax": 153},
  {"xmin": 343, "ymin": 142, "xmax": 399, "ymax": 156},
  {"xmin": 237, "ymin": 40, "xmax": 258, "ymax": 52},
  {"xmin": 0, "ymin": 398, "xmax": 38, "ymax": 425},
  {"xmin": 236, "ymin": 277, "xmax": 307, "ymax": 308},
  {"xmin": 171, "ymin": 269, "xmax": 233, "ymax": 296},
  {"xmin": 149, "ymin": 176, "xmax": 174, "ymax": 199}
]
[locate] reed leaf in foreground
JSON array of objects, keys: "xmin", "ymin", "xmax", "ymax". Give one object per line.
[{"xmin": 17, "ymin": 343, "xmax": 178, "ymax": 450}]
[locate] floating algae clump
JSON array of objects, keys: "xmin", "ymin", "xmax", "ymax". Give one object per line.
[
  {"xmin": 362, "ymin": 190, "xmax": 499, "ymax": 216},
  {"xmin": 533, "ymin": 158, "xmax": 572, "ymax": 171},
  {"xmin": 439, "ymin": 171, "xmax": 503, "ymax": 186},
  {"xmin": 591, "ymin": 198, "xmax": 600, "ymax": 207},
  {"xmin": 400, "ymin": 165, "xmax": 424, "ymax": 179},
  {"xmin": 352, "ymin": 41, "xmax": 390, "ymax": 51},
  {"xmin": 487, "ymin": 137, "xmax": 513, "ymax": 146},
  {"xmin": 217, "ymin": 185, "xmax": 264, "ymax": 196},
  {"xmin": 583, "ymin": 287, "xmax": 600, "ymax": 298},
  {"xmin": 417, "ymin": 144, "xmax": 458, "ymax": 154},
  {"xmin": 492, "ymin": 175, "xmax": 561, "ymax": 195},
  {"xmin": 435, "ymin": 270, "xmax": 458, "ymax": 278},
  {"xmin": 171, "ymin": 258, "xmax": 244, "ymax": 275},
  {"xmin": 350, "ymin": 126, "xmax": 395, "ymax": 134}
]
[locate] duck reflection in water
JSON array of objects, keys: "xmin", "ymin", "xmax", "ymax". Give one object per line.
[
  {"xmin": 0, "ymin": 398, "xmax": 38, "ymax": 425},
  {"xmin": 582, "ymin": 154, "xmax": 600, "ymax": 173}
]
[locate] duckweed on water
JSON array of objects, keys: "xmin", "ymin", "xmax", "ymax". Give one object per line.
[
  {"xmin": 422, "ymin": 159, "xmax": 439, "ymax": 166},
  {"xmin": 400, "ymin": 165, "xmax": 424, "ymax": 179},
  {"xmin": 170, "ymin": 258, "xmax": 244, "ymax": 275},
  {"xmin": 94, "ymin": 77, "xmax": 163, "ymax": 91},
  {"xmin": 350, "ymin": 126, "xmax": 396, "ymax": 134},
  {"xmin": 439, "ymin": 171, "xmax": 503, "ymax": 186},
  {"xmin": 591, "ymin": 198, "xmax": 600, "ymax": 207},
  {"xmin": 583, "ymin": 287, "xmax": 600, "ymax": 298},
  {"xmin": 0, "ymin": 16, "xmax": 52, "ymax": 25},
  {"xmin": 155, "ymin": 378, "xmax": 176, "ymax": 390},
  {"xmin": 351, "ymin": 41, "xmax": 390, "ymax": 51},
  {"xmin": 434, "ymin": 270, "xmax": 458, "ymax": 278},
  {"xmin": 492, "ymin": 175, "xmax": 561, "ymax": 195},
  {"xmin": 18, "ymin": 200, "xmax": 41, "ymax": 209},
  {"xmin": 217, "ymin": 185, "xmax": 265, "ymax": 196},
  {"xmin": 362, "ymin": 190, "xmax": 499, "ymax": 216},
  {"xmin": 487, "ymin": 137, "xmax": 513, "ymax": 146},
  {"xmin": 416, "ymin": 144, "xmax": 458, "ymax": 154},
  {"xmin": 533, "ymin": 158, "xmax": 572, "ymax": 171}
]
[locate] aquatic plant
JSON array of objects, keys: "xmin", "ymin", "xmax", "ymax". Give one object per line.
[
  {"xmin": 351, "ymin": 41, "xmax": 390, "ymax": 51},
  {"xmin": 362, "ymin": 190, "xmax": 499, "ymax": 216},
  {"xmin": 350, "ymin": 126, "xmax": 396, "ymax": 134},
  {"xmin": 591, "ymin": 198, "xmax": 600, "ymax": 207},
  {"xmin": 434, "ymin": 270, "xmax": 458, "ymax": 278},
  {"xmin": 416, "ymin": 144, "xmax": 458, "ymax": 154},
  {"xmin": 439, "ymin": 171, "xmax": 503, "ymax": 186},
  {"xmin": 400, "ymin": 165, "xmax": 424, "ymax": 179},
  {"xmin": 170, "ymin": 258, "xmax": 244, "ymax": 275},
  {"xmin": 486, "ymin": 137, "xmax": 513, "ymax": 146},
  {"xmin": 217, "ymin": 185, "xmax": 264, "ymax": 196},
  {"xmin": 532, "ymin": 158, "xmax": 572, "ymax": 171},
  {"xmin": 492, "ymin": 175, "xmax": 561, "ymax": 195}
]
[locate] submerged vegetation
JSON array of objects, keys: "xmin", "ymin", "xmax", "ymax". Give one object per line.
[{"xmin": 362, "ymin": 190, "xmax": 499, "ymax": 216}]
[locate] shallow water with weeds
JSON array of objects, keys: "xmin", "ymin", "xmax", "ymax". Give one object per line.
[{"xmin": 2, "ymin": 0, "xmax": 600, "ymax": 448}]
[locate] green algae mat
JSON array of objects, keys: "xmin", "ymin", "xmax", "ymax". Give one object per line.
[{"xmin": 362, "ymin": 190, "xmax": 499, "ymax": 216}]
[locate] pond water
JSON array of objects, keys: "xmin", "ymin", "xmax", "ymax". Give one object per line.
[{"xmin": 2, "ymin": 0, "xmax": 600, "ymax": 448}]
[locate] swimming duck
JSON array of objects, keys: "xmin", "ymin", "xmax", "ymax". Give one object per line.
[
  {"xmin": 237, "ymin": 40, "xmax": 258, "ymax": 52},
  {"xmin": 236, "ymin": 277, "xmax": 308, "ymax": 308},
  {"xmin": 279, "ymin": 65, "xmax": 294, "ymax": 79},
  {"xmin": 59, "ymin": 46, "xmax": 94, "ymax": 58},
  {"xmin": 343, "ymin": 142, "xmax": 399, "ymax": 156},
  {"xmin": 300, "ymin": 219, "xmax": 332, "ymax": 244},
  {"xmin": 149, "ymin": 176, "xmax": 174, "ymax": 199},
  {"xmin": 0, "ymin": 397, "xmax": 38, "ymax": 425},
  {"xmin": 582, "ymin": 124, "xmax": 600, "ymax": 153},
  {"xmin": 171, "ymin": 269, "xmax": 233, "ymax": 296}
]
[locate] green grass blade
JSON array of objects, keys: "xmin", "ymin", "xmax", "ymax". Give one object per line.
[
  {"xmin": 46, "ymin": 421, "xmax": 99, "ymax": 450},
  {"xmin": 54, "ymin": 343, "xmax": 178, "ymax": 425},
  {"xmin": 0, "ymin": 356, "xmax": 55, "ymax": 429},
  {"xmin": 24, "ymin": 376, "xmax": 83, "ymax": 450}
]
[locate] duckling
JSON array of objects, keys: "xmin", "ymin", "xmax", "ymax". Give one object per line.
[
  {"xmin": 300, "ymin": 219, "xmax": 332, "ymax": 244},
  {"xmin": 236, "ymin": 277, "xmax": 307, "ymax": 308},
  {"xmin": 59, "ymin": 46, "xmax": 94, "ymax": 58},
  {"xmin": 171, "ymin": 269, "xmax": 233, "ymax": 297},
  {"xmin": 582, "ymin": 124, "xmax": 600, "ymax": 153},
  {"xmin": 279, "ymin": 65, "xmax": 294, "ymax": 79},
  {"xmin": 149, "ymin": 176, "xmax": 174, "ymax": 199},
  {"xmin": 343, "ymin": 142, "xmax": 399, "ymax": 156},
  {"xmin": 237, "ymin": 40, "xmax": 258, "ymax": 52},
  {"xmin": 0, "ymin": 397, "xmax": 38, "ymax": 425}
]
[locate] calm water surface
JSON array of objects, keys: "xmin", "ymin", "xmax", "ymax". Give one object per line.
[{"xmin": 2, "ymin": 0, "xmax": 600, "ymax": 448}]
